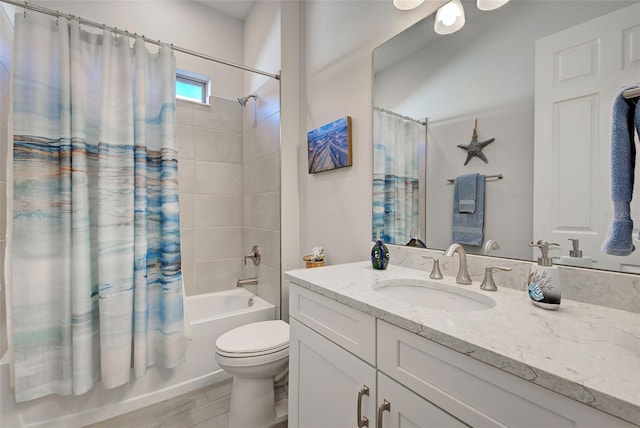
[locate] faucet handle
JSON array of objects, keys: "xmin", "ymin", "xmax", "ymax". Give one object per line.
[
  {"xmin": 244, "ymin": 245, "xmax": 261, "ymax": 266},
  {"xmin": 422, "ymin": 256, "xmax": 443, "ymax": 280},
  {"xmin": 480, "ymin": 266, "xmax": 512, "ymax": 291}
]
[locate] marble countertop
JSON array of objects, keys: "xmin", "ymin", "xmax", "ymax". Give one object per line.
[{"xmin": 285, "ymin": 262, "xmax": 640, "ymax": 426}]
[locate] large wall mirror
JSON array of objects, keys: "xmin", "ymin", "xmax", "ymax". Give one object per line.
[{"xmin": 372, "ymin": 0, "xmax": 640, "ymax": 273}]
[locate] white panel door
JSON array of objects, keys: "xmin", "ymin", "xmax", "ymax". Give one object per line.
[
  {"xmin": 534, "ymin": 3, "xmax": 640, "ymax": 271},
  {"xmin": 288, "ymin": 317, "xmax": 377, "ymax": 428}
]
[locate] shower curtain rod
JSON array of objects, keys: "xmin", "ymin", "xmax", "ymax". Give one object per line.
[
  {"xmin": 374, "ymin": 106, "xmax": 426, "ymax": 126},
  {"xmin": 0, "ymin": 0, "xmax": 280, "ymax": 80}
]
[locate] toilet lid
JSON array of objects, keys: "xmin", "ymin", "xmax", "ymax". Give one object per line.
[{"xmin": 216, "ymin": 320, "xmax": 289, "ymax": 355}]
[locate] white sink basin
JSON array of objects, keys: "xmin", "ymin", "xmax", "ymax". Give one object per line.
[{"xmin": 373, "ymin": 278, "xmax": 496, "ymax": 312}]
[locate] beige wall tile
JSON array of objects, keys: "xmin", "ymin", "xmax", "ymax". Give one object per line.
[
  {"xmin": 179, "ymin": 194, "xmax": 194, "ymax": 229},
  {"xmin": 249, "ymin": 153, "xmax": 280, "ymax": 194},
  {"xmin": 194, "ymin": 227, "xmax": 243, "ymax": 261},
  {"xmin": 182, "ymin": 262, "xmax": 196, "ymax": 296},
  {"xmin": 194, "ymin": 99, "xmax": 241, "ymax": 132},
  {"xmin": 178, "ymin": 159, "xmax": 196, "ymax": 194},
  {"xmin": 195, "ymin": 259, "xmax": 243, "ymax": 293},
  {"xmin": 249, "ymin": 192, "xmax": 280, "ymax": 231},
  {"xmin": 194, "ymin": 162, "xmax": 242, "ymax": 195},
  {"xmin": 255, "ymin": 79, "xmax": 280, "ymax": 127},
  {"xmin": 193, "ymin": 128, "xmax": 242, "ymax": 164},
  {"xmin": 177, "ymin": 124, "xmax": 195, "ymax": 160},
  {"xmin": 176, "ymin": 100, "xmax": 195, "ymax": 127},
  {"xmin": 180, "ymin": 228, "xmax": 195, "ymax": 263},
  {"xmin": 194, "ymin": 195, "xmax": 242, "ymax": 228}
]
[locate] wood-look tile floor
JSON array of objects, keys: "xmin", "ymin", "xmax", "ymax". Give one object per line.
[
  {"xmin": 85, "ymin": 379, "xmax": 288, "ymax": 428},
  {"xmin": 86, "ymin": 379, "xmax": 234, "ymax": 428}
]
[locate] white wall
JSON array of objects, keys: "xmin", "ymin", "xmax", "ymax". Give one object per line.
[
  {"xmin": 244, "ymin": 0, "xmax": 281, "ymax": 95},
  {"xmin": 32, "ymin": 0, "xmax": 245, "ymax": 101},
  {"xmin": 300, "ymin": 0, "xmax": 445, "ymax": 265}
]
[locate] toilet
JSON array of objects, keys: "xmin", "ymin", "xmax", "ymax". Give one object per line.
[{"xmin": 215, "ymin": 320, "xmax": 289, "ymax": 428}]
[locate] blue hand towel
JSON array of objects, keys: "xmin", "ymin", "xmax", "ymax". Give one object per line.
[
  {"xmin": 602, "ymin": 86, "xmax": 640, "ymax": 256},
  {"xmin": 458, "ymin": 173, "xmax": 478, "ymax": 213},
  {"xmin": 452, "ymin": 174, "xmax": 485, "ymax": 246}
]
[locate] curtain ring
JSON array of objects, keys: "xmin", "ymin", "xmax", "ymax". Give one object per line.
[
  {"xmin": 23, "ymin": 1, "xmax": 27, "ymax": 18},
  {"xmin": 56, "ymin": 10, "xmax": 59, "ymax": 26}
]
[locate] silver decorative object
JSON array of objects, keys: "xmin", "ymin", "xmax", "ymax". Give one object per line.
[{"xmin": 457, "ymin": 118, "xmax": 495, "ymax": 165}]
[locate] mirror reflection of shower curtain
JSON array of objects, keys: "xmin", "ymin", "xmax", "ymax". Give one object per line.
[
  {"xmin": 373, "ymin": 109, "xmax": 424, "ymax": 245},
  {"xmin": 10, "ymin": 13, "xmax": 185, "ymax": 402}
]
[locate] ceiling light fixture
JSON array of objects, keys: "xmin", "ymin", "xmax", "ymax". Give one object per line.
[
  {"xmin": 393, "ymin": 0, "xmax": 425, "ymax": 11},
  {"xmin": 477, "ymin": 0, "xmax": 510, "ymax": 11},
  {"xmin": 434, "ymin": 0, "xmax": 465, "ymax": 35}
]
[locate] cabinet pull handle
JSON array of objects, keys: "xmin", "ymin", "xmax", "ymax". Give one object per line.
[
  {"xmin": 377, "ymin": 399, "xmax": 390, "ymax": 428},
  {"xmin": 357, "ymin": 385, "xmax": 370, "ymax": 428}
]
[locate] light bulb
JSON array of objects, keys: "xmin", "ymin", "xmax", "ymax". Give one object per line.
[
  {"xmin": 477, "ymin": 0, "xmax": 509, "ymax": 11},
  {"xmin": 434, "ymin": 0, "xmax": 465, "ymax": 35},
  {"xmin": 393, "ymin": 0, "xmax": 425, "ymax": 11},
  {"xmin": 440, "ymin": 3, "xmax": 460, "ymax": 26}
]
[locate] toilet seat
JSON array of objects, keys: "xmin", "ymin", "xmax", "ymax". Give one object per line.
[
  {"xmin": 215, "ymin": 346, "xmax": 289, "ymax": 368},
  {"xmin": 216, "ymin": 320, "xmax": 289, "ymax": 358}
]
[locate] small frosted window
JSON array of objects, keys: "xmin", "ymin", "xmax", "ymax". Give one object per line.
[{"xmin": 176, "ymin": 71, "xmax": 209, "ymax": 104}]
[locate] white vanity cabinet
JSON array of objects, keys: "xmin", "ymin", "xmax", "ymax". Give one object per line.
[
  {"xmin": 289, "ymin": 283, "xmax": 636, "ymax": 428},
  {"xmin": 289, "ymin": 284, "xmax": 464, "ymax": 428},
  {"xmin": 289, "ymin": 284, "xmax": 377, "ymax": 428}
]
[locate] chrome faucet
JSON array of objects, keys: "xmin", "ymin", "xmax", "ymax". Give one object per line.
[
  {"xmin": 483, "ymin": 239, "xmax": 501, "ymax": 255},
  {"xmin": 444, "ymin": 243, "xmax": 472, "ymax": 285}
]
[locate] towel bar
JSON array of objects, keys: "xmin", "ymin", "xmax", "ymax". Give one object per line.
[{"xmin": 447, "ymin": 174, "xmax": 503, "ymax": 184}]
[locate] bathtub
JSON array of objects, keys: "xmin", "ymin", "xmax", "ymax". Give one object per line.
[{"xmin": 0, "ymin": 288, "xmax": 275, "ymax": 428}]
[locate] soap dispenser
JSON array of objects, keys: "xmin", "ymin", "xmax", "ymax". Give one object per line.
[
  {"xmin": 559, "ymin": 239, "xmax": 593, "ymax": 268},
  {"xmin": 527, "ymin": 240, "xmax": 561, "ymax": 310}
]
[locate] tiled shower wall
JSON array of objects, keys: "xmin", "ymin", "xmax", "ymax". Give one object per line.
[
  {"xmin": 177, "ymin": 97, "xmax": 245, "ymax": 296},
  {"xmin": 241, "ymin": 79, "xmax": 282, "ymax": 316},
  {"xmin": 0, "ymin": 5, "xmax": 12, "ymax": 358},
  {"xmin": 177, "ymin": 79, "xmax": 281, "ymax": 313}
]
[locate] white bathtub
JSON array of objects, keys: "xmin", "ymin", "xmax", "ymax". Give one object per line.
[{"xmin": 0, "ymin": 288, "xmax": 275, "ymax": 428}]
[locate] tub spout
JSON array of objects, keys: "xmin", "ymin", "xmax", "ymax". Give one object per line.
[{"xmin": 236, "ymin": 277, "xmax": 258, "ymax": 287}]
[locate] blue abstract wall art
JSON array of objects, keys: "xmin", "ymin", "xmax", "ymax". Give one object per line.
[{"xmin": 307, "ymin": 116, "xmax": 353, "ymax": 173}]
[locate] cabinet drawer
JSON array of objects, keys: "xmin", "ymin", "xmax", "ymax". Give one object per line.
[
  {"xmin": 377, "ymin": 320, "xmax": 634, "ymax": 428},
  {"xmin": 289, "ymin": 283, "xmax": 376, "ymax": 365}
]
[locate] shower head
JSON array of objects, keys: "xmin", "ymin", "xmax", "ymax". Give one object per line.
[{"xmin": 238, "ymin": 94, "xmax": 257, "ymax": 107}]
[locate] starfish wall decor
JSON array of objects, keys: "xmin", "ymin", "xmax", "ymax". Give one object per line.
[{"xmin": 457, "ymin": 118, "xmax": 495, "ymax": 165}]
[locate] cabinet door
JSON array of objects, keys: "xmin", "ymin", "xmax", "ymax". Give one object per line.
[
  {"xmin": 377, "ymin": 373, "xmax": 469, "ymax": 428},
  {"xmin": 289, "ymin": 317, "xmax": 376, "ymax": 428}
]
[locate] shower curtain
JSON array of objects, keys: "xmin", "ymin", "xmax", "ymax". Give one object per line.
[
  {"xmin": 10, "ymin": 13, "xmax": 185, "ymax": 402},
  {"xmin": 373, "ymin": 108, "xmax": 423, "ymax": 245}
]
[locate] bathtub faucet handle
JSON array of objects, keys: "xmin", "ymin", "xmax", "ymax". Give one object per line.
[{"xmin": 244, "ymin": 245, "xmax": 261, "ymax": 266}]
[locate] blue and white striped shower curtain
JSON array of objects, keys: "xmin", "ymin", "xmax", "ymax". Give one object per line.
[
  {"xmin": 10, "ymin": 12, "xmax": 185, "ymax": 402},
  {"xmin": 372, "ymin": 109, "xmax": 422, "ymax": 245}
]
